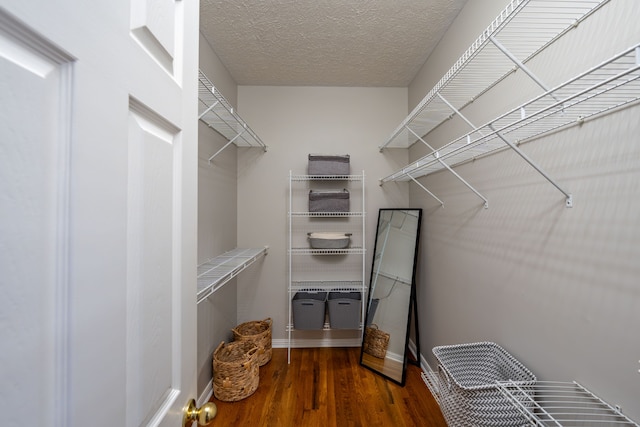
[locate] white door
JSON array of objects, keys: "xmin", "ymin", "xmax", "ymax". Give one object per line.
[{"xmin": 0, "ymin": 1, "xmax": 199, "ymax": 426}]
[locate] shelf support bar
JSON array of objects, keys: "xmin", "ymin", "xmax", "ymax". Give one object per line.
[
  {"xmin": 489, "ymin": 35, "xmax": 561, "ymax": 103},
  {"xmin": 489, "ymin": 124, "xmax": 573, "ymax": 207},
  {"xmin": 198, "ymin": 100, "xmax": 219, "ymax": 120},
  {"xmin": 406, "ymin": 127, "xmax": 488, "ymax": 209},
  {"xmin": 408, "ymin": 175, "xmax": 445, "ymax": 207},
  {"xmin": 208, "ymin": 127, "xmax": 247, "ymax": 163},
  {"xmin": 437, "ymin": 93, "xmax": 485, "ymax": 137}
]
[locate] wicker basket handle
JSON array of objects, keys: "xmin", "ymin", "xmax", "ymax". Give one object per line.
[
  {"xmin": 242, "ymin": 346, "xmax": 258, "ymax": 370},
  {"xmin": 214, "ymin": 341, "xmax": 225, "ymax": 355},
  {"xmin": 263, "ymin": 317, "xmax": 272, "ymax": 326}
]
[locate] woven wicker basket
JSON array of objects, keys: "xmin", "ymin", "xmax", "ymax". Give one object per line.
[
  {"xmin": 362, "ymin": 324, "xmax": 390, "ymax": 359},
  {"xmin": 213, "ymin": 341, "xmax": 259, "ymax": 402},
  {"xmin": 232, "ymin": 318, "xmax": 272, "ymax": 366},
  {"xmin": 433, "ymin": 342, "xmax": 536, "ymax": 427}
]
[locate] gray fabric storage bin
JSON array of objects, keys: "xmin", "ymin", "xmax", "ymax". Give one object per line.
[
  {"xmin": 327, "ymin": 292, "xmax": 361, "ymax": 329},
  {"xmin": 292, "ymin": 292, "xmax": 327, "ymax": 330},
  {"xmin": 308, "ymin": 154, "xmax": 350, "ymax": 176},
  {"xmin": 308, "ymin": 189, "xmax": 349, "ymax": 212}
]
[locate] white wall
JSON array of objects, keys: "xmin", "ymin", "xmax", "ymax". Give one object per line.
[
  {"xmin": 235, "ymin": 86, "xmax": 409, "ymax": 346},
  {"xmin": 409, "ymin": 0, "xmax": 640, "ymax": 420},
  {"xmin": 196, "ymin": 33, "xmax": 239, "ymax": 398}
]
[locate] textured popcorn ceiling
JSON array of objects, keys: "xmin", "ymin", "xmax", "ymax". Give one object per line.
[{"xmin": 200, "ymin": 0, "xmax": 468, "ymax": 87}]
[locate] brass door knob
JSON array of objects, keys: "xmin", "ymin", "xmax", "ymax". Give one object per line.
[{"xmin": 182, "ymin": 399, "xmax": 217, "ymax": 426}]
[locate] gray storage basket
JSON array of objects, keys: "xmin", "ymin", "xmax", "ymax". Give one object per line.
[
  {"xmin": 308, "ymin": 154, "xmax": 350, "ymax": 176},
  {"xmin": 327, "ymin": 291, "xmax": 361, "ymax": 329},
  {"xmin": 432, "ymin": 342, "xmax": 536, "ymax": 427},
  {"xmin": 308, "ymin": 189, "xmax": 349, "ymax": 213},
  {"xmin": 292, "ymin": 291, "xmax": 327, "ymax": 330}
]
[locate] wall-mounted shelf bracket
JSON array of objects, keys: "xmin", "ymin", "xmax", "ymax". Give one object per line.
[
  {"xmin": 198, "ymin": 70, "xmax": 267, "ymax": 163},
  {"xmin": 489, "ymin": 124, "xmax": 573, "ymax": 207},
  {"xmin": 407, "ymin": 126, "xmax": 488, "ymax": 209},
  {"xmin": 488, "ymin": 35, "xmax": 561, "ymax": 104},
  {"xmin": 208, "ymin": 127, "xmax": 247, "ymax": 163},
  {"xmin": 436, "ymin": 93, "xmax": 485, "ymax": 138},
  {"xmin": 408, "ymin": 175, "xmax": 444, "ymax": 207}
]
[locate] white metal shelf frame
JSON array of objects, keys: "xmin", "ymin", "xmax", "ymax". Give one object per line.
[
  {"xmin": 380, "ymin": 0, "xmax": 608, "ymax": 151},
  {"xmin": 382, "ymin": 44, "xmax": 640, "ymax": 208},
  {"xmin": 196, "ymin": 246, "xmax": 268, "ymax": 304},
  {"xmin": 496, "ymin": 380, "xmax": 640, "ymax": 426},
  {"xmin": 287, "ymin": 171, "xmax": 366, "ymax": 363},
  {"xmin": 198, "ymin": 70, "xmax": 267, "ymax": 162}
]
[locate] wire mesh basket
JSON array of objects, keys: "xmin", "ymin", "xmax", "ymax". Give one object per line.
[{"xmin": 433, "ymin": 341, "xmax": 536, "ymax": 427}]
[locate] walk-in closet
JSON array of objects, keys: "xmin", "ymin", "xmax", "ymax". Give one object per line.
[
  {"xmin": 3, "ymin": 0, "xmax": 638, "ymax": 425},
  {"xmin": 196, "ymin": 0, "xmax": 640, "ymax": 425}
]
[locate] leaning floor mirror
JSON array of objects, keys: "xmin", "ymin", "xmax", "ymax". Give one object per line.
[{"xmin": 360, "ymin": 208, "xmax": 422, "ymax": 385}]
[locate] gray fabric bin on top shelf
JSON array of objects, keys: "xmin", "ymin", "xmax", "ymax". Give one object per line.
[
  {"xmin": 308, "ymin": 189, "xmax": 349, "ymax": 213},
  {"xmin": 292, "ymin": 291, "xmax": 327, "ymax": 330},
  {"xmin": 327, "ymin": 292, "xmax": 361, "ymax": 329},
  {"xmin": 308, "ymin": 154, "xmax": 350, "ymax": 176}
]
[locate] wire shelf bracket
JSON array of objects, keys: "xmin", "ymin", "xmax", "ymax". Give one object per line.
[{"xmin": 198, "ymin": 70, "xmax": 267, "ymax": 163}]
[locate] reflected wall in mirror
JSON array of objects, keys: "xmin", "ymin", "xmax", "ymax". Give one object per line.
[{"xmin": 360, "ymin": 208, "xmax": 422, "ymax": 385}]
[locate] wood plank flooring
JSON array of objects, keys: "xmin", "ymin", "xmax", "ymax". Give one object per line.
[{"xmin": 208, "ymin": 347, "xmax": 448, "ymax": 427}]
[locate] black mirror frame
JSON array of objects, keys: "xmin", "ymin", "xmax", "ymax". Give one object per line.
[{"xmin": 359, "ymin": 208, "xmax": 422, "ymax": 386}]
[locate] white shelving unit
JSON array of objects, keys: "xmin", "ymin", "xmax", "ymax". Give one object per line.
[
  {"xmin": 197, "ymin": 247, "xmax": 268, "ymax": 304},
  {"xmin": 379, "ymin": 0, "xmax": 624, "ymax": 208},
  {"xmin": 287, "ymin": 172, "xmax": 366, "ymax": 363},
  {"xmin": 198, "ymin": 70, "xmax": 267, "ymax": 162},
  {"xmin": 380, "ymin": 0, "xmax": 608, "ymax": 151},
  {"xmin": 496, "ymin": 381, "xmax": 640, "ymax": 426},
  {"xmin": 382, "ymin": 44, "xmax": 640, "ymax": 208}
]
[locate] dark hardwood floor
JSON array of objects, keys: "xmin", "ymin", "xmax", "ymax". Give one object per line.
[{"xmin": 208, "ymin": 347, "xmax": 448, "ymax": 426}]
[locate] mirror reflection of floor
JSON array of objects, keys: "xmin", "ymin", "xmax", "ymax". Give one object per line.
[{"xmin": 361, "ymin": 352, "xmax": 403, "ymax": 380}]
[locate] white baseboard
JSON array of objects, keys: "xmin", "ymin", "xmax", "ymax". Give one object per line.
[
  {"xmin": 272, "ymin": 338, "xmax": 362, "ymax": 348},
  {"xmin": 197, "ymin": 382, "xmax": 213, "ymax": 407}
]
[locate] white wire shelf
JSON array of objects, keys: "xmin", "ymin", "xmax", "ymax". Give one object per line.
[
  {"xmin": 289, "ymin": 211, "xmax": 365, "ymax": 218},
  {"xmin": 290, "ymin": 280, "xmax": 364, "ymax": 292},
  {"xmin": 196, "ymin": 246, "xmax": 268, "ymax": 304},
  {"xmin": 382, "ymin": 44, "xmax": 640, "ymax": 204},
  {"xmin": 198, "ymin": 70, "xmax": 267, "ymax": 161},
  {"xmin": 380, "ymin": 0, "xmax": 608, "ymax": 150},
  {"xmin": 290, "ymin": 174, "xmax": 364, "ymax": 181},
  {"xmin": 289, "ymin": 247, "xmax": 365, "ymax": 256},
  {"xmin": 421, "ymin": 371, "xmax": 441, "ymax": 405},
  {"xmin": 496, "ymin": 380, "xmax": 640, "ymax": 426}
]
